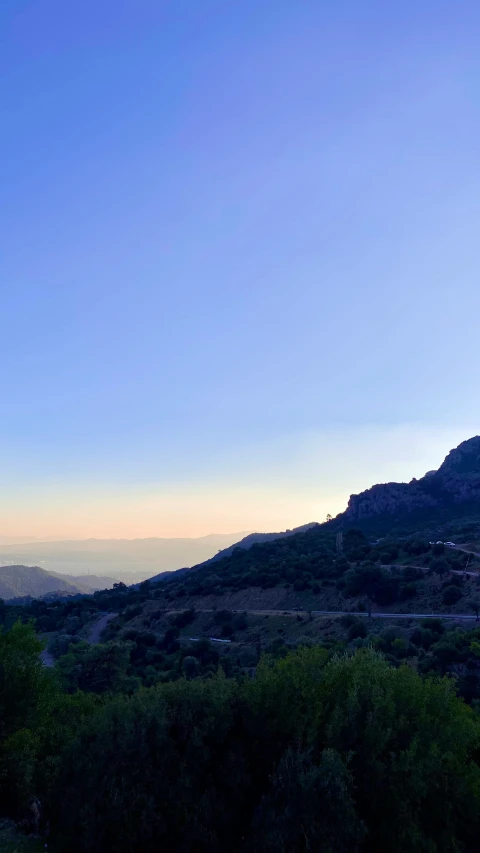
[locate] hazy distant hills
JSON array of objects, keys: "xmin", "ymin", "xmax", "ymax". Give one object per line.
[
  {"xmin": 0, "ymin": 532, "xmax": 252, "ymax": 584},
  {"xmin": 0, "ymin": 565, "xmax": 117, "ymax": 601}
]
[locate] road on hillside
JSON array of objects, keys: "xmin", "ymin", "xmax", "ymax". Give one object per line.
[
  {"xmin": 310, "ymin": 610, "xmax": 478, "ymax": 620},
  {"xmin": 389, "ymin": 562, "xmax": 478, "ymax": 578},
  {"xmin": 40, "ymin": 612, "xmax": 116, "ymax": 668},
  {"xmin": 451, "ymin": 545, "xmax": 480, "ymax": 559},
  {"xmin": 87, "ymin": 612, "xmax": 116, "ymax": 643},
  {"xmin": 162, "ymin": 607, "xmax": 479, "ymax": 621}
]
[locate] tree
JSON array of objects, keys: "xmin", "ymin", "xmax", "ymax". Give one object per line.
[
  {"xmin": 468, "ymin": 597, "xmax": 480, "ymax": 620},
  {"xmin": 249, "ymin": 747, "xmax": 365, "ymax": 853},
  {"xmin": 0, "ymin": 621, "xmax": 53, "ymax": 743},
  {"xmin": 0, "ymin": 621, "xmax": 56, "ymax": 817},
  {"xmin": 442, "ymin": 585, "xmax": 463, "ymax": 605},
  {"xmin": 430, "ymin": 557, "xmax": 449, "ymax": 575},
  {"xmin": 182, "ymin": 656, "xmax": 200, "ymax": 678},
  {"xmin": 56, "ymin": 641, "xmax": 133, "ymax": 694}
]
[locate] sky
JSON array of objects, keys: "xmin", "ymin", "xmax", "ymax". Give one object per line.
[{"xmin": 1, "ymin": 0, "xmax": 480, "ymax": 539}]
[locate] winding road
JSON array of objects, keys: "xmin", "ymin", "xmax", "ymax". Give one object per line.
[
  {"xmin": 40, "ymin": 612, "xmax": 116, "ymax": 668},
  {"xmin": 86, "ymin": 611, "xmax": 116, "ymax": 643}
]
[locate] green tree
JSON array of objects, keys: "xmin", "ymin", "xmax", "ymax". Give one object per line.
[
  {"xmin": 0, "ymin": 621, "xmax": 55, "ymax": 816},
  {"xmin": 468, "ymin": 597, "xmax": 480, "ymax": 620},
  {"xmin": 442, "ymin": 584, "xmax": 463, "ymax": 605},
  {"xmin": 182, "ymin": 655, "xmax": 200, "ymax": 678},
  {"xmin": 56, "ymin": 641, "xmax": 133, "ymax": 694},
  {"xmin": 249, "ymin": 747, "xmax": 364, "ymax": 852}
]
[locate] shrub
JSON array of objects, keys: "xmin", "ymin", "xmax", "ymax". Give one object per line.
[
  {"xmin": 348, "ymin": 620, "xmax": 367, "ymax": 641},
  {"xmin": 232, "ymin": 614, "xmax": 247, "ymax": 631},
  {"xmin": 442, "ymin": 585, "xmax": 463, "ymax": 606}
]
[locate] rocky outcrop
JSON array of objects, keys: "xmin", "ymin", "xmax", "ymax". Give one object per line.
[
  {"xmin": 434, "ymin": 436, "xmax": 480, "ymax": 501},
  {"xmin": 344, "ymin": 436, "xmax": 480, "ymax": 522}
]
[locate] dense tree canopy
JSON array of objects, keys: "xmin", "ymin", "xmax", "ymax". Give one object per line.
[{"xmin": 2, "ymin": 620, "xmax": 480, "ymax": 852}]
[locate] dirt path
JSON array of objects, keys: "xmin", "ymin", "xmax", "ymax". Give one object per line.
[
  {"xmin": 86, "ymin": 612, "xmax": 116, "ymax": 643},
  {"xmin": 451, "ymin": 545, "xmax": 480, "ymax": 559}
]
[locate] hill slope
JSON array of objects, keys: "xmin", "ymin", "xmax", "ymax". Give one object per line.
[
  {"xmin": 204, "ymin": 522, "xmax": 319, "ymax": 563},
  {"xmin": 0, "ymin": 565, "xmax": 82, "ymax": 600},
  {"xmin": 147, "ymin": 436, "xmax": 480, "ymax": 598},
  {"xmin": 0, "ymin": 565, "xmax": 116, "ymax": 600}
]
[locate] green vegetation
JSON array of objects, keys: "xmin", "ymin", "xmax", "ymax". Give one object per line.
[
  {"xmin": 146, "ymin": 526, "xmax": 478, "ymax": 604},
  {"xmin": 3, "ymin": 617, "xmax": 480, "ymax": 852},
  {"xmin": 3, "ymin": 515, "xmax": 480, "ymax": 851}
]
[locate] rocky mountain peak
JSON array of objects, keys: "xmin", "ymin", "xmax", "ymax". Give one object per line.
[
  {"xmin": 343, "ymin": 436, "xmax": 480, "ymax": 522},
  {"xmin": 436, "ymin": 436, "xmax": 480, "ymax": 478}
]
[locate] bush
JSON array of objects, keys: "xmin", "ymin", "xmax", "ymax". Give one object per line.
[
  {"xmin": 442, "ymin": 585, "xmax": 463, "ymax": 606},
  {"xmin": 420, "ymin": 618, "xmax": 444, "ymax": 635},
  {"xmin": 213, "ymin": 610, "xmax": 233, "ymax": 625},
  {"xmin": 232, "ymin": 614, "xmax": 247, "ymax": 631},
  {"xmin": 340, "ymin": 614, "xmax": 357, "ymax": 628},
  {"xmin": 181, "ymin": 656, "xmax": 200, "ymax": 678},
  {"xmin": 347, "ymin": 620, "xmax": 367, "ymax": 641},
  {"xmin": 400, "ymin": 582, "xmax": 417, "ymax": 600},
  {"xmin": 431, "ymin": 558, "xmax": 450, "ymax": 575},
  {"xmin": 173, "ymin": 609, "xmax": 196, "ymax": 629}
]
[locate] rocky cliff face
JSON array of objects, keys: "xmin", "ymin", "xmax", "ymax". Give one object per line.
[{"xmin": 344, "ymin": 436, "xmax": 480, "ymax": 521}]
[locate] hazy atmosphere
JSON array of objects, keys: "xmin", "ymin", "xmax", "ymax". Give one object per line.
[{"xmin": 3, "ymin": 0, "xmax": 480, "ymax": 538}]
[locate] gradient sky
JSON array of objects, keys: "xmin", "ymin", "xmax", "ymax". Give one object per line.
[{"xmin": 2, "ymin": 0, "xmax": 480, "ymax": 538}]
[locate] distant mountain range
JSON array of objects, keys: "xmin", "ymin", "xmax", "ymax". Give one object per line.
[
  {"xmin": 0, "ymin": 564, "xmax": 117, "ymax": 601},
  {"xmin": 0, "ymin": 532, "xmax": 252, "ymax": 583}
]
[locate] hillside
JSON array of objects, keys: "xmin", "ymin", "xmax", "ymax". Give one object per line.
[
  {"xmin": 204, "ymin": 522, "xmax": 319, "ymax": 563},
  {"xmin": 169, "ymin": 436, "xmax": 480, "ymax": 581},
  {"xmin": 344, "ymin": 435, "xmax": 480, "ymax": 522},
  {"xmin": 0, "ymin": 565, "xmax": 116, "ymax": 601},
  {"xmin": 0, "ymin": 565, "xmax": 82, "ymax": 600},
  {"xmin": 47, "ymin": 572, "xmax": 118, "ymax": 594}
]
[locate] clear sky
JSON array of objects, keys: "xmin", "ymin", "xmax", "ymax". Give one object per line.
[{"xmin": 1, "ymin": 0, "xmax": 480, "ymax": 539}]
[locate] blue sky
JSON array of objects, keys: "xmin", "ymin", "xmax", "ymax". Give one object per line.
[{"xmin": 1, "ymin": 0, "xmax": 480, "ymax": 537}]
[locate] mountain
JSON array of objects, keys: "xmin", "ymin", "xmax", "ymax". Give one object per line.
[
  {"xmin": 344, "ymin": 436, "xmax": 480, "ymax": 522},
  {"xmin": 0, "ymin": 532, "xmax": 252, "ymax": 583},
  {"xmin": 144, "ymin": 436, "xmax": 480, "ymax": 596},
  {"xmin": 0, "ymin": 565, "xmax": 117, "ymax": 601},
  {"xmin": 0, "ymin": 565, "xmax": 81, "ymax": 600},
  {"xmin": 146, "ymin": 524, "xmax": 320, "ymax": 583},
  {"xmin": 205, "ymin": 523, "xmax": 320, "ymax": 563},
  {"xmin": 47, "ymin": 571, "xmax": 118, "ymax": 593}
]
